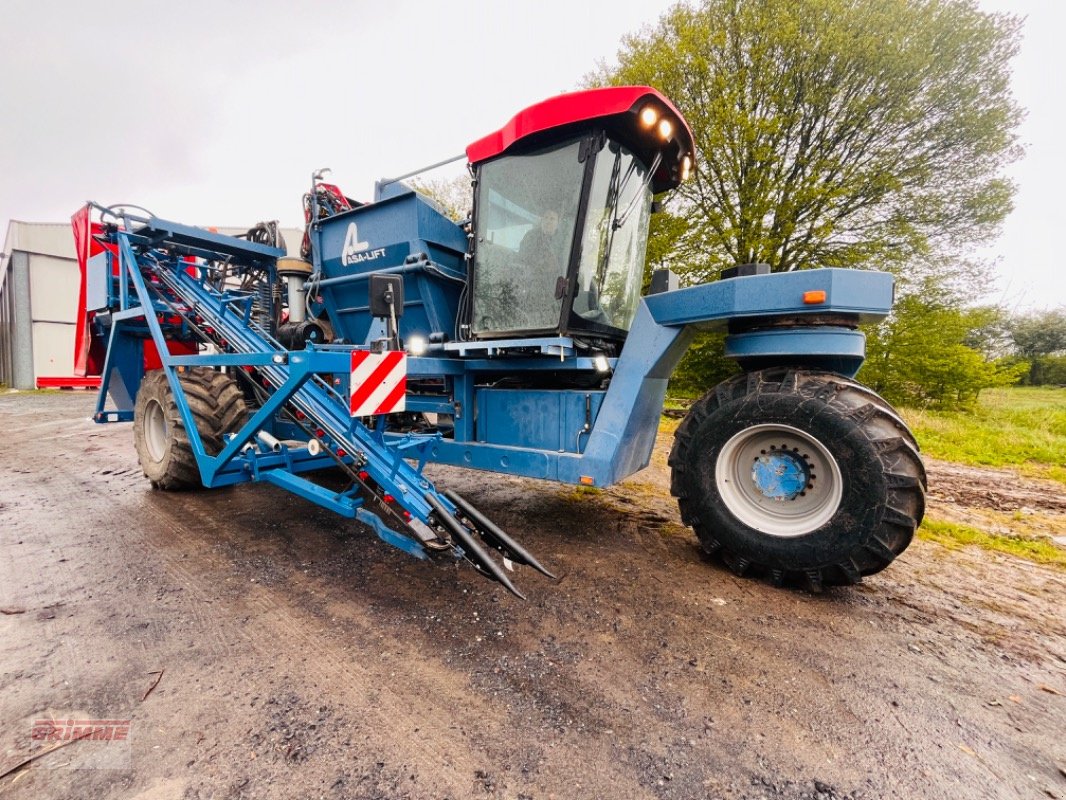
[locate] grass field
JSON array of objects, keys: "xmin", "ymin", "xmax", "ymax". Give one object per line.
[
  {"xmin": 917, "ymin": 518, "xmax": 1066, "ymax": 568},
  {"xmin": 899, "ymin": 386, "xmax": 1065, "ymax": 568},
  {"xmin": 899, "ymin": 386, "xmax": 1066, "ymax": 484}
]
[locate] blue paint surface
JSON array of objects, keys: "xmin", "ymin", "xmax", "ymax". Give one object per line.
[{"xmin": 752, "ymin": 451, "xmax": 810, "ymax": 501}]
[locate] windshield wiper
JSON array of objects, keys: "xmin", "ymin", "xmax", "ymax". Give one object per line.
[
  {"xmin": 594, "ymin": 151, "xmax": 624, "ymax": 287},
  {"xmin": 613, "ymin": 151, "xmax": 660, "ymax": 230},
  {"xmin": 595, "ymin": 150, "xmax": 659, "ymax": 292}
]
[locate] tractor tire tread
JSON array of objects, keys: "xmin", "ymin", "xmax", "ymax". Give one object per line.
[
  {"xmin": 670, "ymin": 366, "xmax": 926, "ymax": 589},
  {"xmin": 134, "ymin": 368, "xmax": 249, "ymax": 491}
]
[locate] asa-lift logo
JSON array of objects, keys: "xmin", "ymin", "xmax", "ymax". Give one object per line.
[{"xmin": 341, "ymin": 222, "xmax": 386, "ymax": 266}]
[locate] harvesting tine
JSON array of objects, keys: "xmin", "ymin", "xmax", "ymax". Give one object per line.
[
  {"xmin": 443, "ymin": 490, "xmax": 557, "ymax": 580},
  {"xmin": 423, "ymin": 493, "xmax": 526, "ymax": 600}
]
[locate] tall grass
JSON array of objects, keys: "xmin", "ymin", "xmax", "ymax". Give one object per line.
[{"xmin": 899, "ymin": 387, "xmax": 1066, "ymax": 484}]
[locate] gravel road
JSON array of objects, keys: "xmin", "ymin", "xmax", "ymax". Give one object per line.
[{"xmin": 1, "ymin": 391, "xmax": 1064, "ymax": 799}]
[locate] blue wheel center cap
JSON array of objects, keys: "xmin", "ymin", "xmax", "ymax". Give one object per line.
[{"xmin": 751, "ymin": 451, "xmax": 810, "ymax": 501}]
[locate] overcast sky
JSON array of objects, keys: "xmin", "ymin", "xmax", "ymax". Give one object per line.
[{"xmin": 1, "ymin": 0, "xmax": 1062, "ymax": 311}]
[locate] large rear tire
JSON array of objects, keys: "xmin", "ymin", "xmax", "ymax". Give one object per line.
[
  {"xmin": 669, "ymin": 367, "xmax": 926, "ymax": 589},
  {"xmin": 133, "ymin": 368, "xmax": 249, "ymax": 490}
]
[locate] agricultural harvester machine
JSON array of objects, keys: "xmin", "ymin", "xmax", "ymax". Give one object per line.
[{"xmin": 74, "ymin": 86, "xmax": 925, "ymax": 597}]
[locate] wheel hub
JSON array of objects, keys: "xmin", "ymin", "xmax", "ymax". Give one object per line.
[
  {"xmin": 144, "ymin": 398, "xmax": 169, "ymax": 463},
  {"xmin": 715, "ymin": 423, "xmax": 843, "ymax": 538},
  {"xmin": 752, "ymin": 447, "xmax": 811, "ymax": 501}
]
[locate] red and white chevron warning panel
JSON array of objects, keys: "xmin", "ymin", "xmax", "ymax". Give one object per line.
[{"xmin": 349, "ymin": 350, "xmax": 407, "ymax": 416}]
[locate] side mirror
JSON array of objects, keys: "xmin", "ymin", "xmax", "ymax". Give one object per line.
[{"xmin": 369, "ymin": 275, "xmax": 405, "ymax": 319}]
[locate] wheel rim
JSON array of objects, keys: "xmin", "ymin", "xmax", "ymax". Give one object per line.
[
  {"xmin": 144, "ymin": 398, "xmax": 169, "ymax": 463},
  {"xmin": 715, "ymin": 423, "xmax": 843, "ymax": 537}
]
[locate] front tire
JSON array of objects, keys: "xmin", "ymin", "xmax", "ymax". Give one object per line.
[
  {"xmin": 669, "ymin": 368, "xmax": 926, "ymax": 589},
  {"xmin": 133, "ymin": 368, "xmax": 249, "ymax": 490}
]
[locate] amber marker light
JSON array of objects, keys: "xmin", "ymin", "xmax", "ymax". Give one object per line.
[
  {"xmin": 580, "ymin": 476, "xmax": 595, "ymax": 486},
  {"xmin": 680, "ymin": 155, "xmax": 692, "ymax": 181},
  {"xmin": 803, "ymin": 290, "xmax": 828, "ymax": 304}
]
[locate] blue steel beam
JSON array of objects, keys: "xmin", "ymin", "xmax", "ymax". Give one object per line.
[
  {"xmin": 644, "ymin": 268, "xmax": 893, "ymax": 328},
  {"xmin": 387, "ymin": 270, "xmax": 894, "ymax": 487},
  {"xmin": 95, "ymin": 216, "xmax": 896, "ymax": 503},
  {"xmin": 139, "ymin": 237, "xmax": 460, "ymax": 529},
  {"xmin": 133, "ymin": 217, "xmax": 285, "ymax": 263}
]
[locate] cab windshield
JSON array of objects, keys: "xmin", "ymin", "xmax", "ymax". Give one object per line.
[
  {"xmin": 572, "ymin": 140, "xmax": 652, "ymax": 332},
  {"xmin": 471, "ymin": 135, "xmax": 653, "ymax": 339}
]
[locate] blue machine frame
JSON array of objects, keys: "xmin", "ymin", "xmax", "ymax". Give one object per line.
[
  {"xmin": 85, "ymin": 203, "xmax": 893, "ymax": 591},
  {"xmin": 92, "ymin": 209, "xmax": 894, "ymax": 491}
]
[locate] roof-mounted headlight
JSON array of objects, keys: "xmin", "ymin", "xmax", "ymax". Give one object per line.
[
  {"xmin": 658, "ymin": 118, "xmax": 674, "ymax": 140},
  {"xmin": 680, "ymin": 155, "xmax": 692, "ymax": 181},
  {"xmin": 639, "ymin": 105, "xmax": 659, "ymax": 128}
]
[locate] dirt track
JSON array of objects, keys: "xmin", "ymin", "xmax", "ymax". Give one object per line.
[{"xmin": 1, "ymin": 391, "xmax": 1064, "ymax": 800}]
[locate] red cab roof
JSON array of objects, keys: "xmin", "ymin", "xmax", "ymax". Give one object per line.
[{"xmin": 466, "ymin": 86, "xmax": 694, "ymax": 169}]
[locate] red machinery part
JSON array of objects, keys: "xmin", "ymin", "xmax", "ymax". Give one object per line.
[
  {"xmin": 465, "ymin": 86, "xmax": 694, "ymax": 192},
  {"xmin": 143, "ymin": 339, "xmax": 199, "ymax": 371},
  {"xmin": 71, "ymin": 205, "xmax": 115, "ymax": 377},
  {"xmin": 36, "ymin": 376, "xmax": 102, "ymax": 390},
  {"xmin": 72, "ymin": 205, "xmax": 200, "ymax": 375}
]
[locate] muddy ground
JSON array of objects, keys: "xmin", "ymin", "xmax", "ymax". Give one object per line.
[{"xmin": 1, "ymin": 391, "xmax": 1064, "ymax": 800}]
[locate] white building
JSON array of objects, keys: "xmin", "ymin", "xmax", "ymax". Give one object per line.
[{"xmin": 0, "ymin": 221, "xmax": 82, "ymax": 389}]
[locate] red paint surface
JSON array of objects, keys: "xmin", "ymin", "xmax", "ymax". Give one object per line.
[{"xmin": 465, "ymin": 86, "xmax": 692, "ymax": 164}]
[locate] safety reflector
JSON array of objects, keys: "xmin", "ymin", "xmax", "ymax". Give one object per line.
[
  {"xmin": 579, "ymin": 476, "xmax": 595, "ymax": 486},
  {"xmin": 803, "ymin": 290, "xmax": 827, "ymax": 305},
  {"xmin": 350, "ymin": 350, "xmax": 407, "ymax": 416}
]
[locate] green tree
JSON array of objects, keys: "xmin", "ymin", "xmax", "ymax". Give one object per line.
[
  {"xmin": 1009, "ymin": 309, "xmax": 1066, "ymax": 385},
  {"xmin": 860, "ymin": 284, "xmax": 1027, "ymax": 407},
  {"xmin": 591, "ymin": 0, "xmax": 1023, "ymax": 283},
  {"xmin": 1034, "ymin": 355, "xmax": 1066, "ymax": 386},
  {"xmin": 962, "ymin": 305, "xmax": 1014, "ymax": 360},
  {"xmin": 645, "ymin": 208, "xmax": 691, "ymax": 274},
  {"xmin": 410, "ymin": 175, "xmax": 473, "ymax": 222},
  {"xmin": 1009, "ymin": 309, "xmax": 1066, "ymax": 359},
  {"xmin": 668, "ymin": 331, "xmax": 740, "ymax": 397}
]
